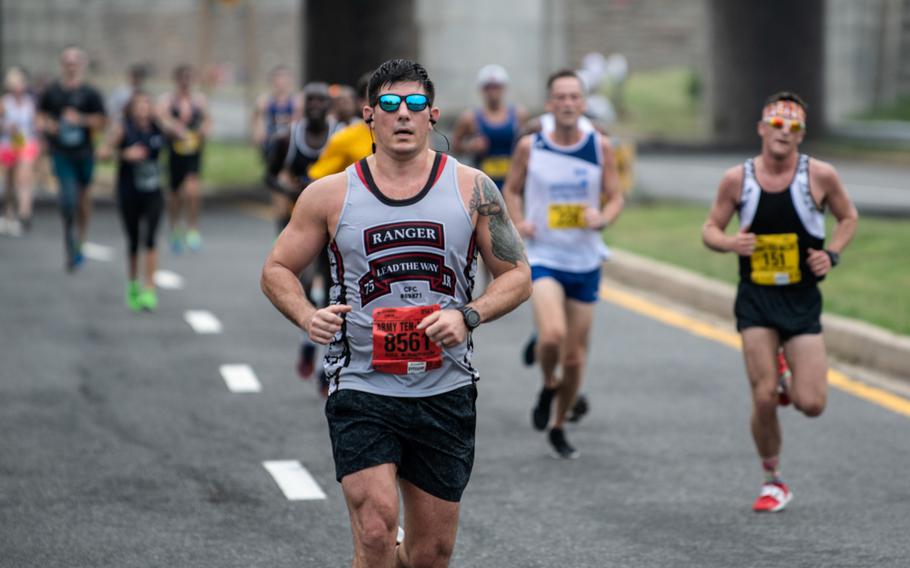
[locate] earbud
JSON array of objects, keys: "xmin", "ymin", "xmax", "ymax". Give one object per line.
[
  {"xmin": 430, "ymin": 118, "xmax": 437, "ymax": 126},
  {"xmin": 365, "ymin": 117, "xmax": 373, "ymax": 124}
]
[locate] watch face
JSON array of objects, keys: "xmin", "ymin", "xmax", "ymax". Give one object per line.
[{"xmin": 463, "ymin": 307, "xmax": 480, "ymax": 328}]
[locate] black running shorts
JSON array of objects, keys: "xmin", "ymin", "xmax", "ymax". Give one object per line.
[
  {"xmin": 734, "ymin": 281, "xmax": 823, "ymax": 341},
  {"xmin": 168, "ymin": 152, "xmax": 201, "ymax": 191},
  {"xmin": 325, "ymin": 384, "xmax": 477, "ymax": 503}
]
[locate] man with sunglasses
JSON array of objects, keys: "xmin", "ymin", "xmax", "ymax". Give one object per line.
[
  {"xmin": 504, "ymin": 69, "xmax": 624, "ymax": 459},
  {"xmin": 702, "ymin": 92, "xmax": 858, "ymax": 512},
  {"xmin": 262, "ymin": 58, "xmax": 531, "ymax": 567}
]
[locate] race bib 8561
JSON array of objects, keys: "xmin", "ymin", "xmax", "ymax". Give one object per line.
[{"xmin": 371, "ymin": 305, "xmax": 442, "ymax": 375}]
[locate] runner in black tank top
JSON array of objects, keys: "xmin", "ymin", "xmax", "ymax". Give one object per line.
[
  {"xmin": 264, "ymin": 82, "xmax": 335, "ymax": 390},
  {"xmin": 100, "ymin": 91, "xmax": 165, "ymax": 312},
  {"xmin": 158, "ymin": 64, "xmax": 209, "ymax": 253},
  {"xmin": 703, "ymin": 92, "xmax": 858, "ymax": 513}
]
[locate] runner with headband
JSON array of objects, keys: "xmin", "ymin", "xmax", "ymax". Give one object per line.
[{"xmin": 702, "ymin": 92, "xmax": 858, "ymax": 512}]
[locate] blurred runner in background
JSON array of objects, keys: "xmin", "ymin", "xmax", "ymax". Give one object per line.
[
  {"xmin": 251, "ymin": 64, "xmax": 300, "ymax": 161},
  {"xmin": 99, "ymin": 91, "xmax": 166, "ymax": 312},
  {"xmin": 505, "ymin": 69, "xmax": 624, "ymax": 459},
  {"xmin": 37, "ymin": 46, "xmax": 107, "ymax": 271},
  {"xmin": 0, "ymin": 66, "xmax": 40, "ymax": 235},
  {"xmin": 452, "ymin": 64, "xmax": 528, "ymax": 191},
  {"xmin": 158, "ymin": 64, "xmax": 210, "ymax": 253},
  {"xmin": 265, "ymin": 82, "xmax": 336, "ymax": 394},
  {"xmin": 328, "ymin": 83, "xmax": 358, "ymax": 128}
]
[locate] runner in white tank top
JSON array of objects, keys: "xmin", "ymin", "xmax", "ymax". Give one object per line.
[
  {"xmin": 504, "ymin": 69, "xmax": 625, "ymax": 459},
  {"xmin": 261, "ymin": 59, "xmax": 531, "ymax": 567}
]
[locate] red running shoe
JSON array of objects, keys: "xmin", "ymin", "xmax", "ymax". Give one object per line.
[
  {"xmin": 752, "ymin": 481, "xmax": 793, "ymax": 512},
  {"xmin": 777, "ymin": 351, "xmax": 792, "ymax": 406}
]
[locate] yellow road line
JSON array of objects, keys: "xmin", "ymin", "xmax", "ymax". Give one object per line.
[{"xmin": 600, "ymin": 285, "xmax": 910, "ymax": 419}]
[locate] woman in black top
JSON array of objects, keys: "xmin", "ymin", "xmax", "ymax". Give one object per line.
[{"xmin": 102, "ymin": 91, "xmax": 165, "ymax": 311}]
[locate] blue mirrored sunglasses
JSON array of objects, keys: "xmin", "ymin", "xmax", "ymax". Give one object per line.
[{"xmin": 377, "ymin": 93, "xmax": 429, "ymax": 112}]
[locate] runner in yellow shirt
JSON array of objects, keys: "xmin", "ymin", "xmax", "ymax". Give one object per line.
[{"xmin": 308, "ymin": 73, "xmax": 372, "ymax": 180}]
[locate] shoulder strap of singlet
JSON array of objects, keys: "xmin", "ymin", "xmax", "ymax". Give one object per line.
[
  {"xmin": 284, "ymin": 120, "xmax": 300, "ymax": 168},
  {"xmin": 355, "ymin": 152, "xmax": 446, "ymax": 207},
  {"xmin": 738, "ymin": 158, "xmax": 761, "ymax": 229},
  {"xmin": 790, "ymin": 153, "xmax": 826, "ymax": 239}
]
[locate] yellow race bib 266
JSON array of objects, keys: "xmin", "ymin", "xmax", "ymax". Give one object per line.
[{"xmin": 547, "ymin": 203, "xmax": 587, "ymax": 229}]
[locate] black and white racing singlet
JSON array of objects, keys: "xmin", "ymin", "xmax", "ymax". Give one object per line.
[
  {"xmin": 738, "ymin": 154, "xmax": 825, "ymax": 287},
  {"xmin": 324, "ymin": 152, "xmax": 479, "ymax": 397},
  {"xmin": 284, "ymin": 118, "xmax": 337, "ymax": 182}
]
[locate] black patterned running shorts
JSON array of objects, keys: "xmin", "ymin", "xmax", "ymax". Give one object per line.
[{"xmin": 325, "ymin": 384, "xmax": 477, "ymax": 503}]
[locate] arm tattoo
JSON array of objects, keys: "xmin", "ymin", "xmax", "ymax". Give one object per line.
[{"xmin": 470, "ymin": 174, "xmax": 527, "ymax": 265}]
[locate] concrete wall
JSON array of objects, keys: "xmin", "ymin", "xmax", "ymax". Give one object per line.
[
  {"xmin": 826, "ymin": 0, "xmax": 910, "ymax": 123},
  {"xmin": 565, "ymin": 0, "xmax": 708, "ymax": 73},
  {"xmin": 2, "ymin": 0, "xmax": 300, "ymax": 87},
  {"xmin": 3, "ymin": 0, "xmax": 906, "ymax": 139},
  {"xmin": 2, "ymin": 0, "xmax": 300, "ymax": 139},
  {"xmin": 416, "ymin": 0, "xmax": 566, "ymax": 121}
]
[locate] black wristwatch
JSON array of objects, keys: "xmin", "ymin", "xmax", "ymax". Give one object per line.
[
  {"xmin": 458, "ymin": 305, "xmax": 481, "ymax": 330},
  {"xmin": 825, "ymin": 249, "xmax": 840, "ymax": 267}
]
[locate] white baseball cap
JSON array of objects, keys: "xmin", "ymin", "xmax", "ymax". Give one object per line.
[{"xmin": 476, "ymin": 64, "xmax": 509, "ymax": 87}]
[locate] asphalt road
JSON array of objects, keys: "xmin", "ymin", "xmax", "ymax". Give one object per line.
[
  {"xmin": 2, "ymin": 204, "xmax": 909, "ymax": 567},
  {"xmin": 636, "ymin": 153, "xmax": 910, "ymax": 216}
]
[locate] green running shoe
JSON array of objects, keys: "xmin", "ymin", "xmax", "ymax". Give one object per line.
[
  {"xmin": 126, "ymin": 281, "xmax": 142, "ymax": 312},
  {"xmin": 138, "ymin": 288, "xmax": 158, "ymax": 311},
  {"xmin": 186, "ymin": 229, "xmax": 202, "ymax": 252}
]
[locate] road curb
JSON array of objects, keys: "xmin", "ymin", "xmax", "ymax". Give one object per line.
[{"xmin": 603, "ymin": 249, "xmax": 910, "ymax": 381}]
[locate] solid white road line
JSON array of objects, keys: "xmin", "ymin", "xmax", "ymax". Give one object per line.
[
  {"xmin": 81, "ymin": 242, "xmax": 114, "ymax": 262},
  {"xmin": 184, "ymin": 310, "xmax": 223, "ymax": 334},
  {"xmin": 263, "ymin": 460, "xmax": 327, "ymax": 500},
  {"xmin": 219, "ymin": 364, "xmax": 262, "ymax": 393},
  {"xmin": 154, "ymin": 270, "xmax": 185, "ymax": 290}
]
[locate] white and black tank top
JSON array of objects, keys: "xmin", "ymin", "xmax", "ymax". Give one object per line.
[
  {"xmin": 738, "ymin": 154, "xmax": 825, "ymax": 287},
  {"xmin": 284, "ymin": 117, "xmax": 337, "ymax": 181},
  {"xmin": 324, "ymin": 152, "xmax": 479, "ymax": 397}
]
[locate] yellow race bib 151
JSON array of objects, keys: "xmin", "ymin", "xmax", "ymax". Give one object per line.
[{"xmin": 750, "ymin": 233, "xmax": 801, "ymax": 285}]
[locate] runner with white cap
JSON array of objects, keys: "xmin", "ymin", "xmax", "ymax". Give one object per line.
[{"xmin": 452, "ymin": 64, "xmax": 528, "ymax": 191}]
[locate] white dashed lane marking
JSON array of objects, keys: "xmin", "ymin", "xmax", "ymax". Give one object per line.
[
  {"xmin": 81, "ymin": 242, "xmax": 114, "ymax": 262},
  {"xmin": 219, "ymin": 364, "xmax": 262, "ymax": 393},
  {"xmin": 154, "ymin": 270, "xmax": 185, "ymax": 290},
  {"xmin": 184, "ymin": 310, "xmax": 223, "ymax": 334},
  {"xmin": 263, "ymin": 460, "xmax": 327, "ymax": 500}
]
